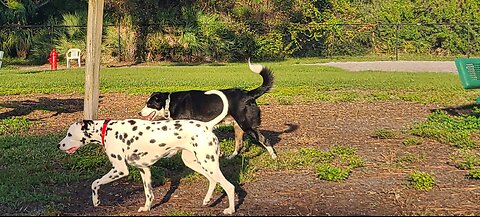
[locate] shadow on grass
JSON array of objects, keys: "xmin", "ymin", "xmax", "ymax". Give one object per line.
[
  {"xmin": 0, "ymin": 96, "xmax": 105, "ymax": 120},
  {"xmin": 433, "ymin": 103, "xmax": 480, "ymax": 117}
]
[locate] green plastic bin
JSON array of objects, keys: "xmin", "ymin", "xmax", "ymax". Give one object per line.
[
  {"xmin": 455, "ymin": 58, "xmax": 480, "ymax": 89},
  {"xmin": 455, "ymin": 58, "xmax": 480, "ymax": 103}
]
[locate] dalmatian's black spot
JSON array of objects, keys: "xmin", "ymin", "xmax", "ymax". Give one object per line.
[
  {"xmin": 174, "ymin": 132, "xmax": 179, "ymax": 136},
  {"xmin": 177, "ymin": 136, "xmax": 182, "ymax": 139},
  {"xmin": 123, "ymin": 133, "xmax": 128, "ymax": 139},
  {"xmin": 128, "ymin": 120, "xmax": 136, "ymax": 125},
  {"xmin": 132, "ymin": 126, "xmax": 138, "ymax": 131},
  {"xmin": 159, "ymin": 143, "xmax": 166, "ymax": 147},
  {"xmin": 117, "ymin": 155, "xmax": 122, "ymax": 161},
  {"xmin": 111, "ymin": 154, "xmax": 117, "ymax": 159},
  {"xmin": 113, "ymin": 170, "xmax": 117, "ymax": 173},
  {"xmin": 139, "ymin": 131, "xmax": 143, "ymax": 136},
  {"xmin": 210, "ymin": 171, "xmax": 213, "ymax": 175},
  {"xmin": 134, "ymin": 149, "xmax": 138, "ymax": 152},
  {"xmin": 165, "ymin": 147, "xmax": 171, "ymax": 150},
  {"xmin": 121, "ymin": 122, "xmax": 125, "ymax": 125},
  {"xmin": 174, "ymin": 123, "xmax": 182, "ymax": 129},
  {"xmin": 196, "ymin": 124, "xmax": 201, "ymax": 127},
  {"xmin": 209, "ymin": 141, "xmax": 213, "ymax": 146},
  {"xmin": 92, "ymin": 190, "xmax": 96, "ymax": 196},
  {"xmin": 150, "ymin": 139, "xmax": 156, "ymax": 143},
  {"xmin": 191, "ymin": 136, "xmax": 195, "ymax": 140},
  {"xmin": 128, "ymin": 154, "xmax": 140, "ymax": 161},
  {"xmin": 126, "ymin": 139, "xmax": 132, "ymax": 146},
  {"xmin": 192, "ymin": 143, "xmax": 198, "ymax": 147},
  {"xmin": 206, "ymin": 154, "xmax": 211, "ymax": 159},
  {"xmin": 84, "ymin": 132, "xmax": 92, "ymax": 138},
  {"xmin": 146, "ymin": 126, "xmax": 151, "ymax": 130},
  {"xmin": 119, "ymin": 172, "xmax": 124, "ymax": 176},
  {"xmin": 80, "ymin": 137, "xmax": 86, "ymax": 144}
]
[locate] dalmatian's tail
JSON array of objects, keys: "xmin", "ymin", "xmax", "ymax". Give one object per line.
[{"xmin": 204, "ymin": 90, "xmax": 229, "ymax": 128}]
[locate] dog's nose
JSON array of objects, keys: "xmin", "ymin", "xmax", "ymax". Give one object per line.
[{"xmin": 57, "ymin": 143, "xmax": 61, "ymax": 149}]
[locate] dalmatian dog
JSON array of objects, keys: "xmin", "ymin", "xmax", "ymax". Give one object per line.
[{"xmin": 58, "ymin": 90, "xmax": 236, "ymax": 214}]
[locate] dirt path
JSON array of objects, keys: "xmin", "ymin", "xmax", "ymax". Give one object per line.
[
  {"xmin": 311, "ymin": 61, "xmax": 457, "ymax": 73},
  {"xmin": 2, "ymin": 93, "xmax": 480, "ymax": 215}
]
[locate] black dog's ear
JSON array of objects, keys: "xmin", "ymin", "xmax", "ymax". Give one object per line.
[
  {"xmin": 148, "ymin": 92, "xmax": 169, "ymax": 108},
  {"xmin": 81, "ymin": 120, "xmax": 94, "ymax": 131}
]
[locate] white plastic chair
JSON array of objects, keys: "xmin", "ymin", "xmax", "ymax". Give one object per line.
[
  {"xmin": 66, "ymin": 48, "xmax": 81, "ymax": 68},
  {"xmin": 0, "ymin": 51, "xmax": 4, "ymax": 68}
]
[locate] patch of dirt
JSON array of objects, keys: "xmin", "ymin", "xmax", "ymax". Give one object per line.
[{"xmin": 1, "ymin": 93, "xmax": 480, "ymax": 216}]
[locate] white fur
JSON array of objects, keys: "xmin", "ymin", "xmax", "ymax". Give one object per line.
[{"xmin": 248, "ymin": 58, "xmax": 264, "ymax": 74}]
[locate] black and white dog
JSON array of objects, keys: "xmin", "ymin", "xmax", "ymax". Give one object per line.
[
  {"xmin": 58, "ymin": 90, "xmax": 236, "ymax": 214},
  {"xmin": 139, "ymin": 59, "xmax": 277, "ymax": 160}
]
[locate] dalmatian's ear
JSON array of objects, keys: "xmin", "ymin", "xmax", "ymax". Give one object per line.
[{"xmin": 81, "ymin": 120, "xmax": 94, "ymax": 131}]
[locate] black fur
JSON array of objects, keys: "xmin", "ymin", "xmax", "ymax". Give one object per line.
[{"xmin": 141, "ymin": 66, "xmax": 276, "ymax": 159}]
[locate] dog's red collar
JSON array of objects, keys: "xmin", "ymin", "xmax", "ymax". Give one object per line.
[{"xmin": 101, "ymin": 118, "xmax": 111, "ymax": 146}]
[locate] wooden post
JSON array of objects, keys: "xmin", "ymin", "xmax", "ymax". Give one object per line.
[{"xmin": 84, "ymin": 0, "xmax": 104, "ymax": 120}]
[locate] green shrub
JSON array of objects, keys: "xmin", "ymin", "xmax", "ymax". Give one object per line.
[
  {"xmin": 408, "ymin": 171, "xmax": 435, "ymax": 191},
  {"xmin": 316, "ymin": 164, "xmax": 351, "ymax": 181}
]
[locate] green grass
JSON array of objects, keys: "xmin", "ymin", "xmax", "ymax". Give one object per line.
[
  {"xmin": 402, "ymin": 137, "xmax": 422, "ymax": 146},
  {"xmin": 395, "ymin": 152, "xmax": 424, "ymax": 168},
  {"xmin": 0, "ymin": 117, "xmax": 31, "ymax": 135},
  {"xmin": 449, "ymin": 149, "xmax": 480, "ymax": 170},
  {"xmin": 0, "ymin": 134, "xmax": 88, "ymax": 207},
  {"xmin": 0, "ymin": 62, "xmax": 477, "ymax": 106},
  {"xmin": 372, "ymin": 129, "xmax": 397, "ymax": 139},
  {"xmin": 410, "ymin": 110, "xmax": 480, "ymax": 149}
]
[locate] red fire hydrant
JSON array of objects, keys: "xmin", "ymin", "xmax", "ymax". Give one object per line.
[{"xmin": 48, "ymin": 49, "xmax": 59, "ymax": 70}]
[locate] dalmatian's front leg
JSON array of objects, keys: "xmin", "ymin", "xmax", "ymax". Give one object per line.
[
  {"xmin": 91, "ymin": 161, "xmax": 129, "ymax": 207},
  {"xmin": 137, "ymin": 167, "xmax": 154, "ymax": 212}
]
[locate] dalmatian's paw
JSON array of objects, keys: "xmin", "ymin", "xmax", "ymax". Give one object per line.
[
  {"xmin": 92, "ymin": 197, "xmax": 100, "ymax": 207},
  {"xmin": 223, "ymin": 208, "xmax": 235, "ymax": 215},
  {"xmin": 202, "ymin": 199, "xmax": 211, "ymax": 206},
  {"xmin": 138, "ymin": 206, "xmax": 150, "ymax": 212}
]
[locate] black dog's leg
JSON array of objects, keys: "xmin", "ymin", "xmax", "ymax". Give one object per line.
[
  {"xmin": 248, "ymin": 128, "xmax": 277, "ymax": 159},
  {"xmin": 227, "ymin": 122, "xmax": 245, "ymax": 159}
]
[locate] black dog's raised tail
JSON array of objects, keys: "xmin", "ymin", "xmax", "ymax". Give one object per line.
[{"xmin": 247, "ymin": 58, "xmax": 274, "ymax": 99}]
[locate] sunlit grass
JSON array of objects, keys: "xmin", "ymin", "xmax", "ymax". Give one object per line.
[{"xmin": 0, "ymin": 62, "xmax": 476, "ymax": 106}]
